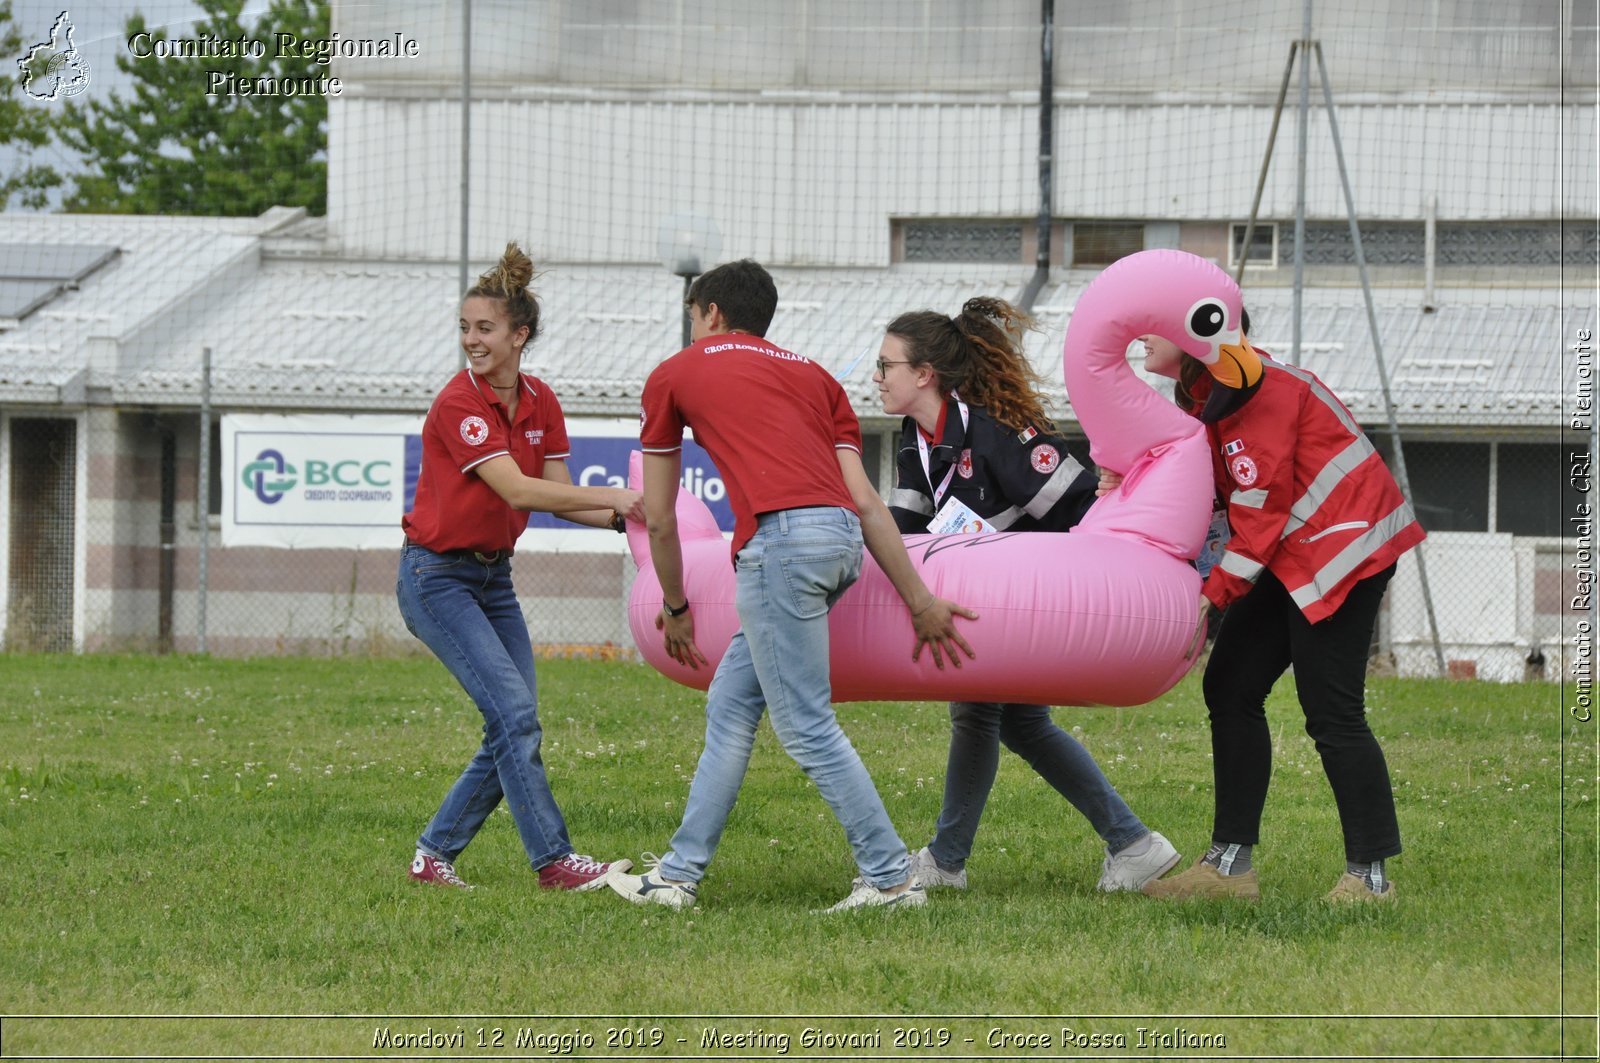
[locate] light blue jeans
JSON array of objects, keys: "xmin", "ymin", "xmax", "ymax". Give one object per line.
[
  {"xmin": 658, "ymin": 507, "xmax": 913, "ymax": 889},
  {"xmin": 397, "ymin": 542, "xmax": 573, "ymax": 870},
  {"xmin": 928, "ymin": 701, "xmax": 1147, "ymax": 870}
]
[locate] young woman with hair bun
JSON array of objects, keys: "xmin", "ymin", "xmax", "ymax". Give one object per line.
[
  {"xmin": 398, "ymin": 242, "xmax": 644, "ymax": 892},
  {"xmin": 877, "ymin": 296, "xmax": 1180, "ymax": 895}
]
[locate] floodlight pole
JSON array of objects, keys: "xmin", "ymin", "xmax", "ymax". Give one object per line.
[
  {"xmin": 197, "ymin": 347, "xmax": 211, "ymax": 656},
  {"xmin": 1233, "ymin": 0, "xmax": 1447, "ymax": 676},
  {"xmin": 1019, "ymin": 0, "xmax": 1055, "ymax": 313},
  {"xmin": 1233, "ymin": 43, "xmax": 1297, "ymax": 286},
  {"xmin": 1312, "ymin": 40, "xmax": 1446, "ymax": 677},
  {"xmin": 1292, "ymin": 0, "xmax": 1310, "ymax": 364},
  {"xmin": 458, "ymin": 0, "xmax": 471, "ymax": 368},
  {"xmin": 678, "ymin": 271, "xmax": 696, "ymax": 348}
]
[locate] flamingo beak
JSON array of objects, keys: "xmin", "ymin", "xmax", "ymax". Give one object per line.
[{"xmin": 1207, "ymin": 336, "xmax": 1263, "ymax": 390}]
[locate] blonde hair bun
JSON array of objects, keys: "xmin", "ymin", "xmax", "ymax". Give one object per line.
[{"xmin": 477, "ymin": 241, "xmax": 535, "ymax": 298}]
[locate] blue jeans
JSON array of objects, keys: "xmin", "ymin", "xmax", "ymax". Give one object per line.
[
  {"xmin": 658, "ymin": 507, "xmax": 912, "ymax": 890},
  {"xmin": 928, "ymin": 702, "xmax": 1147, "ymax": 870},
  {"xmin": 396, "ymin": 543, "xmax": 573, "ymax": 869}
]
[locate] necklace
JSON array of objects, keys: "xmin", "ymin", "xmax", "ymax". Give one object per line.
[{"xmin": 489, "ymin": 380, "xmax": 518, "ymax": 391}]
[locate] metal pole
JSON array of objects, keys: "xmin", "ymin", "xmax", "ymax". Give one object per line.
[
  {"xmin": 1313, "ymin": 41, "xmax": 1447, "ymax": 676},
  {"xmin": 1019, "ymin": 0, "xmax": 1055, "ymax": 312},
  {"xmin": 680, "ymin": 273, "xmax": 694, "ymax": 348},
  {"xmin": 1292, "ymin": 0, "xmax": 1310, "ymax": 363},
  {"xmin": 1423, "ymin": 193, "xmax": 1437, "ymax": 313},
  {"xmin": 158, "ymin": 426, "xmax": 175, "ymax": 654},
  {"xmin": 458, "ymin": 0, "xmax": 471, "ymax": 367},
  {"xmin": 1235, "ymin": 42, "xmax": 1298, "ymax": 287},
  {"xmin": 197, "ymin": 347, "xmax": 211, "ymax": 656}
]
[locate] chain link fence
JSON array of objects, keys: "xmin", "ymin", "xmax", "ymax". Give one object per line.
[
  {"xmin": 0, "ymin": 405, "xmax": 1572, "ymax": 681},
  {"xmin": 1, "ymin": 1, "xmax": 1587, "ymax": 681}
]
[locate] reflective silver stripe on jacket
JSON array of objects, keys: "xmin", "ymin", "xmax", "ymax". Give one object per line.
[
  {"xmin": 890, "ymin": 489, "xmax": 933, "ymax": 515},
  {"xmin": 1023, "ymin": 455, "xmax": 1086, "ymax": 519},
  {"xmin": 1288, "ymin": 502, "xmax": 1417, "ymax": 610},
  {"xmin": 985, "ymin": 505, "xmax": 1025, "ymax": 530},
  {"xmin": 1282, "ymin": 437, "xmax": 1376, "ymax": 538},
  {"xmin": 1231, "ymin": 487, "xmax": 1269, "ymax": 509},
  {"xmin": 1218, "ymin": 550, "xmax": 1264, "ymax": 582}
]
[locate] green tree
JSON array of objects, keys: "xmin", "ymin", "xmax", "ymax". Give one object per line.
[
  {"xmin": 57, "ymin": 0, "xmax": 328, "ymax": 216},
  {"xmin": 2, "ymin": 1, "xmax": 65, "ymax": 209}
]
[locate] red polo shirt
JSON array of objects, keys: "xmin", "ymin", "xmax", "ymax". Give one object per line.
[
  {"xmin": 640, "ymin": 333, "xmax": 862, "ymax": 560},
  {"xmin": 403, "ymin": 369, "xmax": 571, "ymax": 553}
]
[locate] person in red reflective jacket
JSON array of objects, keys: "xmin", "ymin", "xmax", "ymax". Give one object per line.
[{"xmin": 1135, "ymin": 312, "xmax": 1424, "ymax": 903}]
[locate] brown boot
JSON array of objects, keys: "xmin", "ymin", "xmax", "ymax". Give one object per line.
[
  {"xmin": 1325, "ymin": 871, "xmax": 1397, "ymax": 903},
  {"xmin": 1141, "ymin": 857, "xmax": 1259, "ymax": 901}
]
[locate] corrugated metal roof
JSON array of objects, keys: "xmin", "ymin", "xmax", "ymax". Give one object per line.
[
  {"xmin": 0, "ymin": 214, "xmax": 268, "ymax": 394},
  {"xmin": 0, "ymin": 216, "xmax": 1575, "ymax": 427}
]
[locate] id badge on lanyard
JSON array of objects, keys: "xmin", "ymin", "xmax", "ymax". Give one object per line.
[{"xmin": 915, "ymin": 399, "xmax": 970, "ymax": 515}]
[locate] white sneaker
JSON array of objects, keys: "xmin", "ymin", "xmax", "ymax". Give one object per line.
[
  {"xmin": 815, "ymin": 877, "xmax": 927, "ymax": 914},
  {"xmin": 1097, "ymin": 830, "xmax": 1181, "ymax": 892},
  {"xmin": 909, "ymin": 846, "xmax": 967, "ymax": 890},
  {"xmin": 607, "ymin": 856, "xmax": 697, "ymax": 911}
]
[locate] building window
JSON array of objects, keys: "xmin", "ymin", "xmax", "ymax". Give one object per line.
[
  {"xmin": 1287, "ymin": 222, "xmax": 1425, "ymax": 266},
  {"xmin": 1497, "ymin": 443, "xmax": 1576, "ymax": 537},
  {"xmin": 1438, "ymin": 223, "xmax": 1599, "ymax": 266},
  {"xmin": 1071, "ymin": 222, "xmax": 1144, "ymax": 266},
  {"xmin": 1229, "ymin": 222, "xmax": 1277, "ymax": 269},
  {"xmin": 900, "ymin": 220, "xmax": 1022, "ymax": 263},
  {"xmin": 1390, "ymin": 439, "xmax": 1489, "ymax": 532}
]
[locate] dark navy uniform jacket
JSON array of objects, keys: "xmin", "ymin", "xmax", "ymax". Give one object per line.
[{"xmin": 887, "ymin": 398, "xmax": 1097, "ymax": 535}]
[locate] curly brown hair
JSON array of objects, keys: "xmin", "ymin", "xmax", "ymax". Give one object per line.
[{"xmin": 884, "ymin": 296, "xmax": 1053, "ymax": 433}]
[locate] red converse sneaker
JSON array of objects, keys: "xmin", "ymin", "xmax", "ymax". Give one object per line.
[
  {"xmin": 410, "ymin": 851, "xmax": 473, "ymax": 890},
  {"xmin": 537, "ymin": 852, "xmax": 630, "ymax": 891}
]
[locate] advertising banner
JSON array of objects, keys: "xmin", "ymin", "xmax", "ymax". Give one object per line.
[
  {"xmin": 222, "ymin": 413, "xmax": 422, "ymax": 548},
  {"xmin": 221, "ymin": 414, "xmax": 732, "ymax": 550}
]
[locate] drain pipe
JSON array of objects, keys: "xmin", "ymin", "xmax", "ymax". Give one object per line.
[
  {"xmin": 158, "ymin": 424, "xmax": 175, "ymax": 654},
  {"xmin": 1019, "ymin": 0, "xmax": 1055, "ymax": 312}
]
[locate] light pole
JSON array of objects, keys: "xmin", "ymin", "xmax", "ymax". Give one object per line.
[{"xmin": 657, "ymin": 214, "xmax": 722, "ymax": 348}]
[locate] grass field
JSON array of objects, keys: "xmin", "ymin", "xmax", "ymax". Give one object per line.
[{"xmin": 0, "ymin": 653, "xmax": 1593, "ymax": 1059}]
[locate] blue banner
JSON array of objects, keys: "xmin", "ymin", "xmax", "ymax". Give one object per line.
[{"xmin": 524, "ymin": 436, "xmax": 733, "ymax": 532}]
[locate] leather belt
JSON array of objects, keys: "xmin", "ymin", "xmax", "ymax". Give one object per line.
[{"xmin": 404, "ymin": 537, "xmax": 512, "ymax": 564}]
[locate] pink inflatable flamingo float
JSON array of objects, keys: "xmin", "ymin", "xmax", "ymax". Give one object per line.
[{"xmin": 626, "ymin": 250, "xmax": 1248, "ymax": 706}]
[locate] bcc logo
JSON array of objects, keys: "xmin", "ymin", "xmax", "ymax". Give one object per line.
[
  {"xmin": 242, "ymin": 449, "xmax": 298, "ymax": 505},
  {"xmin": 241, "ymin": 448, "xmax": 394, "ymax": 505}
]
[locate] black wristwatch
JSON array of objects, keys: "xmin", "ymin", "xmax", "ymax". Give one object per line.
[
  {"xmin": 609, "ymin": 511, "xmax": 627, "ymax": 533},
  {"xmin": 662, "ymin": 599, "xmax": 690, "ymax": 618}
]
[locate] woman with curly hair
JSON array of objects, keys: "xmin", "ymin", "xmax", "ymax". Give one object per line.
[
  {"xmin": 398, "ymin": 242, "xmax": 644, "ymax": 892},
  {"xmin": 877, "ymin": 297, "xmax": 1179, "ymax": 895}
]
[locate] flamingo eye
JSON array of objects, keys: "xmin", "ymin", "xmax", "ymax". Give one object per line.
[{"xmin": 1186, "ymin": 298, "xmax": 1228, "ymax": 341}]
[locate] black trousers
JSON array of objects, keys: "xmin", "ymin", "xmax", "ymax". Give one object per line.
[{"xmin": 1202, "ymin": 563, "xmax": 1401, "ymax": 863}]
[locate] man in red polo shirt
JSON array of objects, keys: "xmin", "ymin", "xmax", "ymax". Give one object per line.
[{"xmin": 607, "ymin": 258, "xmax": 976, "ymax": 914}]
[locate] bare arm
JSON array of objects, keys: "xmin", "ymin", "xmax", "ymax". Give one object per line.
[
  {"xmin": 540, "ymin": 460, "xmax": 644, "ymax": 529},
  {"xmin": 475, "ymin": 454, "xmax": 642, "ymax": 519},
  {"xmin": 644, "ymin": 450, "xmax": 707, "ymax": 668},
  {"xmin": 837, "ymin": 447, "xmax": 977, "ymax": 668}
]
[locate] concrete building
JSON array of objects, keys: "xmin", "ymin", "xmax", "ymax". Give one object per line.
[{"xmin": 1, "ymin": 0, "xmax": 1590, "ymax": 676}]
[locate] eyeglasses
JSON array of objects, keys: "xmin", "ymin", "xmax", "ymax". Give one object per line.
[{"xmin": 874, "ymin": 358, "xmax": 911, "ymax": 375}]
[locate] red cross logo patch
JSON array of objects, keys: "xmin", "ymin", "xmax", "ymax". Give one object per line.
[
  {"xmin": 1030, "ymin": 444, "xmax": 1059, "ymax": 474},
  {"xmin": 1230, "ymin": 454, "xmax": 1259, "ymax": 487}
]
